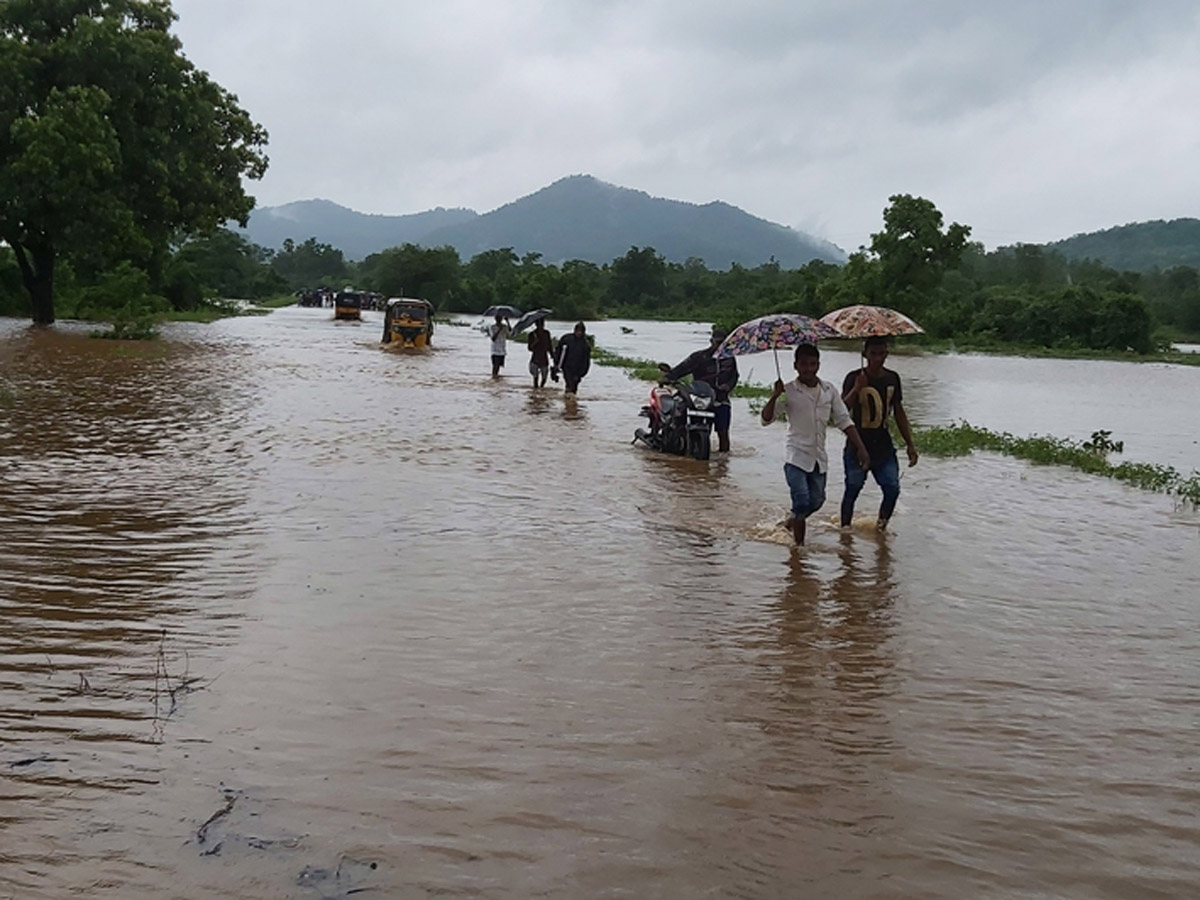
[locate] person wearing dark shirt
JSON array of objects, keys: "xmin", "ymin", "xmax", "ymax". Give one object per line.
[
  {"xmin": 527, "ymin": 319, "xmax": 553, "ymax": 388},
  {"xmin": 664, "ymin": 326, "xmax": 739, "ymax": 452},
  {"xmin": 553, "ymin": 322, "xmax": 592, "ymax": 396},
  {"xmin": 840, "ymin": 336, "xmax": 919, "ymax": 531}
]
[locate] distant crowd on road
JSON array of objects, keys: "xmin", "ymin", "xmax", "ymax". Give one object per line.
[{"xmin": 488, "ymin": 315, "xmax": 592, "ymax": 397}]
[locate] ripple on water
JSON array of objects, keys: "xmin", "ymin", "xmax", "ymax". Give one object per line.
[{"xmin": 2, "ymin": 312, "xmax": 1199, "ymax": 898}]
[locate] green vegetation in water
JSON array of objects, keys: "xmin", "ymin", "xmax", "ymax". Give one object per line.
[
  {"xmin": 592, "ymin": 346, "xmax": 773, "ymax": 397},
  {"xmin": 91, "ymin": 319, "xmax": 158, "ymax": 341},
  {"xmin": 592, "ymin": 347, "xmax": 669, "ymax": 382},
  {"xmin": 163, "ymin": 296, "xmax": 292, "ymax": 322},
  {"xmin": 915, "ymin": 422, "xmax": 1200, "ymax": 506},
  {"xmin": 249, "ymin": 295, "xmax": 298, "ymax": 310}
]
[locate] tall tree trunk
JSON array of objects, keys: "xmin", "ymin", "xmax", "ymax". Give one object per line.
[{"xmin": 10, "ymin": 240, "xmax": 55, "ymax": 325}]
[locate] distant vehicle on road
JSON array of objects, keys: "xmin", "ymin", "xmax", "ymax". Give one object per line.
[
  {"xmin": 382, "ymin": 298, "xmax": 435, "ymax": 348},
  {"xmin": 333, "ymin": 290, "xmax": 365, "ymax": 321}
]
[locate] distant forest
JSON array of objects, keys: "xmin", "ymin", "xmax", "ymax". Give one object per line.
[{"xmin": 3, "ymin": 198, "xmax": 1199, "ymax": 351}]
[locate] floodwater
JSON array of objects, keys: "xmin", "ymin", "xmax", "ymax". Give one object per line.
[{"xmin": 1, "ymin": 308, "xmax": 1198, "ymax": 899}]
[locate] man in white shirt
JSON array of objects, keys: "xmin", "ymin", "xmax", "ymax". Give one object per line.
[
  {"xmin": 760, "ymin": 343, "xmax": 871, "ymax": 546},
  {"xmin": 489, "ymin": 314, "xmax": 511, "ymax": 378}
]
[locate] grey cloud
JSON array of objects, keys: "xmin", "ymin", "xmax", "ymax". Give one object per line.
[{"xmin": 170, "ymin": 0, "xmax": 1200, "ymax": 248}]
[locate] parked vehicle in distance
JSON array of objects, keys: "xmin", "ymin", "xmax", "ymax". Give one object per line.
[
  {"xmin": 333, "ymin": 290, "xmax": 365, "ymax": 321},
  {"xmin": 381, "ymin": 298, "xmax": 435, "ymax": 348}
]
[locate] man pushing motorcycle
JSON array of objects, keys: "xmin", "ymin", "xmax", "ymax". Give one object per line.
[{"xmin": 664, "ymin": 326, "xmax": 739, "ymax": 452}]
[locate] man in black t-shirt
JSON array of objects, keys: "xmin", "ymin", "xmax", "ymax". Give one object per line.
[
  {"xmin": 840, "ymin": 336, "xmax": 919, "ymax": 530},
  {"xmin": 664, "ymin": 326, "xmax": 739, "ymax": 451}
]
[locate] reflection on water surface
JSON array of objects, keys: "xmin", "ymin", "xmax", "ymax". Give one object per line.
[{"xmin": 1, "ymin": 311, "xmax": 1197, "ymax": 898}]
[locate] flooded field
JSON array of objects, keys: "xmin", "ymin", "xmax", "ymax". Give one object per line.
[{"xmin": 2, "ymin": 308, "xmax": 1198, "ymax": 898}]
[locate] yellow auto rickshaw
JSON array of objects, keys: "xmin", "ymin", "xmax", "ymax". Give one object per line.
[
  {"xmin": 381, "ymin": 297, "xmax": 435, "ymax": 348},
  {"xmin": 333, "ymin": 290, "xmax": 364, "ymax": 321}
]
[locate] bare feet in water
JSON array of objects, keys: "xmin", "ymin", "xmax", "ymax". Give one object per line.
[{"xmin": 785, "ymin": 515, "xmax": 806, "ymax": 545}]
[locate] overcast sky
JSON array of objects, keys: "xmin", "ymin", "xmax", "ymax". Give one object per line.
[{"xmin": 171, "ymin": 0, "xmax": 1200, "ymax": 252}]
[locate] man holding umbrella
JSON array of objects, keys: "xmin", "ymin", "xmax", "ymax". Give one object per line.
[
  {"xmin": 489, "ymin": 313, "xmax": 511, "ymax": 378},
  {"xmin": 760, "ymin": 344, "xmax": 871, "ymax": 547},
  {"xmin": 818, "ymin": 305, "xmax": 925, "ymax": 532},
  {"xmin": 664, "ymin": 325, "xmax": 739, "ymax": 452},
  {"xmin": 840, "ymin": 336, "xmax": 919, "ymax": 531}
]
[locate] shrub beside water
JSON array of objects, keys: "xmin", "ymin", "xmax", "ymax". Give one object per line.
[{"xmin": 917, "ymin": 422, "xmax": 1199, "ymax": 506}]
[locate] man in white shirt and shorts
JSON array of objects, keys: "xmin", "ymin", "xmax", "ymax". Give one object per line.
[
  {"xmin": 489, "ymin": 314, "xmax": 511, "ymax": 378},
  {"xmin": 760, "ymin": 343, "xmax": 871, "ymax": 546}
]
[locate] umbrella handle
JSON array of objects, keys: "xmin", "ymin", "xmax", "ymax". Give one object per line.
[{"xmin": 773, "ymin": 346, "xmax": 782, "ymax": 381}]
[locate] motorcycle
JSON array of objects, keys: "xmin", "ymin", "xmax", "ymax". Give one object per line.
[{"xmin": 632, "ymin": 365, "xmax": 716, "ymax": 460}]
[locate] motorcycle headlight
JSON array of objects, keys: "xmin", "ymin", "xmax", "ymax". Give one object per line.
[{"xmin": 692, "ymin": 395, "xmax": 713, "ymax": 411}]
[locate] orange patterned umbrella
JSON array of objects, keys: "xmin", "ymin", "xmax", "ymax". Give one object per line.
[{"xmin": 819, "ymin": 305, "xmax": 924, "ymax": 338}]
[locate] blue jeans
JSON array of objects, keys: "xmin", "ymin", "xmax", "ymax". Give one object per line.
[
  {"xmin": 784, "ymin": 463, "xmax": 827, "ymax": 520},
  {"xmin": 841, "ymin": 446, "xmax": 900, "ymax": 525}
]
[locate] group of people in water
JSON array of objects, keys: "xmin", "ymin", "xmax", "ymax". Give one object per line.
[
  {"xmin": 486, "ymin": 315, "xmax": 918, "ymax": 547},
  {"xmin": 488, "ymin": 315, "xmax": 593, "ymax": 396}
]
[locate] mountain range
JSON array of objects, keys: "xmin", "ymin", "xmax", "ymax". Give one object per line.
[{"xmin": 240, "ymin": 175, "xmax": 846, "ymax": 268}]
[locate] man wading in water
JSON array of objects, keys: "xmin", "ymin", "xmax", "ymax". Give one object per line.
[
  {"xmin": 489, "ymin": 314, "xmax": 511, "ymax": 378},
  {"xmin": 840, "ymin": 336, "xmax": 919, "ymax": 531},
  {"xmin": 761, "ymin": 343, "xmax": 870, "ymax": 546},
  {"xmin": 552, "ymin": 322, "xmax": 592, "ymax": 397},
  {"xmin": 664, "ymin": 325, "xmax": 739, "ymax": 452},
  {"xmin": 527, "ymin": 319, "xmax": 553, "ymax": 388}
]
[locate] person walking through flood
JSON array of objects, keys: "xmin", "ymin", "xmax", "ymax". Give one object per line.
[
  {"xmin": 489, "ymin": 314, "xmax": 511, "ymax": 378},
  {"xmin": 664, "ymin": 325, "xmax": 740, "ymax": 452},
  {"xmin": 761, "ymin": 343, "xmax": 871, "ymax": 546},
  {"xmin": 527, "ymin": 319, "xmax": 553, "ymax": 388},
  {"xmin": 552, "ymin": 322, "xmax": 592, "ymax": 397},
  {"xmin": 840, "ymin": 335, "xmax": 919, "ymax": 531}
]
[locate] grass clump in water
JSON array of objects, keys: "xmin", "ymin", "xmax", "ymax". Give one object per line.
[
  {"xmin": 592, "ymin": 347, "xmax": 666, "ymax": 382},
  {"xmin": 916, "ymin": 422, "xmax": 1198, "ymax": 507},
  {"xmin": 593, "ymin": 345, "xmax": 774, "ymax": 397}
]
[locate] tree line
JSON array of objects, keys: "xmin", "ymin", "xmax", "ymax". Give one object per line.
[{"xmin": 5, "ymin": 187, "xmax": 1199, "ymax": 353}]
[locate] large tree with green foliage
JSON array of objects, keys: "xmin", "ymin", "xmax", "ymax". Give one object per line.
[
  {"xmin": 609, "ymin": 245, "xmax": 667, "ymax": 308},
  {"xmin": 358, "ymin": 243, "xmax": 461, "ymax": 308},
  {"xmin": 0, "ymin": 0, "xmax": 268, "ymax": 324},
  {"xmin": 164, "ymin": 230, "xmax": 285, "ymax": 307},
  {"xmin": 271, "ymin": 237, "xmax": 348, "ymax": 290},
  {"xmin": 868, "ymin": 194, "xmax": 971, "ymax": 313}
]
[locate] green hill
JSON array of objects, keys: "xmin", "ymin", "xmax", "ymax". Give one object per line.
[
  {"xmin": 421, "ymin": 175, "xmax": 844, "ymax": 268},
  {"xmin": 242, "ymin": 175, "xmax": 844, "ymax": 269},
  {"xmin": 1046, "ymin": 218, "xmax": 1200, "ymax": 272},
  {"xmin": 241, "ymin": 200, "xmax": 478, "ymax": 260}
]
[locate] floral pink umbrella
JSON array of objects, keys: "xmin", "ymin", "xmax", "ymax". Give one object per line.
[{"xmin": 715, "ymin": 313, "xmax": 840, "ymax": 379}]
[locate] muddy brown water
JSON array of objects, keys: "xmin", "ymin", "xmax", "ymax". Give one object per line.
[{"xmin": 1, "ymin": 309, "xmax": 1198, "ymax": 898}]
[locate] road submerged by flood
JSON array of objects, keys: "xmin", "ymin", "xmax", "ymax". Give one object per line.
[{"xmin": 1, "ymin": 308, "xmax": 1198, "ymax": 898}]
